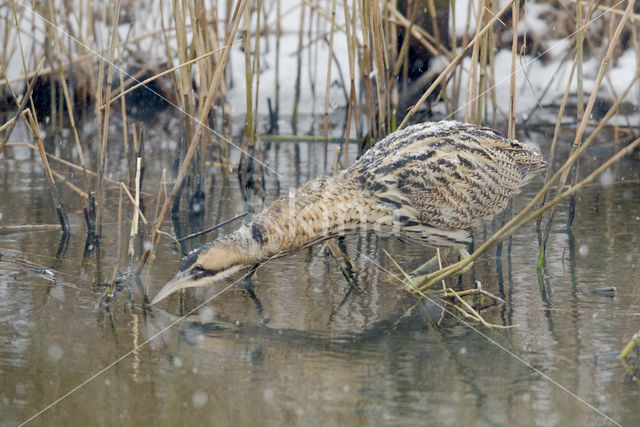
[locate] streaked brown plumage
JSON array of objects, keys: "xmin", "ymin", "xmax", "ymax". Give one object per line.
[{"xmin": 151, "ymin": 120, "xmax": 545, "ymax": 305}]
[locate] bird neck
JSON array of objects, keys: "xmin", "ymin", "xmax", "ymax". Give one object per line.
[{"xmin": 241, "ymin": 174, "xmax": 370, "ymax": 259}]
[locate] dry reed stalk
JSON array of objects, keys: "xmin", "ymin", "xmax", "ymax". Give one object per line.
[
  {"xmin": 100, "ymin": 44, "xmax": 228, "ymax": 110},
  {"xmin": 444, "ymin": 287, "xmax": 514, "ymax": 329},
  {"xmin": 323, "ymin": 0, "xmax": 337, "ymax": 171},
  {"xmin": 466, "ymin": 0, "xmax": 484, "ymax": 122},
  {"xmin": 535, "ymin": 58, "xmax": 578, "ymax": 269},
  {"xmin": 94, "ymin": 0, "xmax": 122, "ymax": 242},
  {"xmin": 117, "ymin": 50, "xmax": 130, "ymax": 190},
  {"xmin": 357, "ymin": 0, "xmax": 376, "ymax": 141},
  {"xmin": 567, "ymin": 0, "xmax": 640, "ymax": 22},
  {"xmin": 0, "ymin": 57, "xmax": 45, "ymax": 153},
  {"xmin": 173, "ymin": 0, "xmax": 196, "ymax": 143},
  {"xmin": 383, "ymin": 0, "xmax": 392, "ymax": 65},
  {"xmin": 123, "ymin": 121, "xmax": 133, "ymax": 192},
  {"xmin": 370, "ymin": 0, "xmax": 389, "ymax": 135},
  {"xmin": 128, "ymin": 157, "xmax": 142, "ymax": 260},
  {"xmin": 508, "ymin": 0, "xmax": 519, "ymax": 138},
  {"xmin": 398, "ymin": 0, "xmax": 515, "ymax": 129},
  {"xmin": 342, "ymin": 0, "xmax": 354, "ymax": 157},
  {"xmin": 568, "ymin": 3, "xmax": 615, "ymax": 231},
  {"xmin": 301, "ymin": 0, "xmax": 347, "ymax": 34},
  {"xmin": 476, "ymin": 3, "xmax": 490, "ymax": 125},
  {"xmin": 130, "ymin": 124, "xmax": 139, "ymax": 189},
  {"xmin": 159, "ymin": 1, "xmax": 178, "ymax": 100},
  {"xmin": 150, "ymin": 169, "xmax": 168, "ymax": 240},
  {"xmin": 138, "ymin": 0, "xmax": 248, "ymax": 276},
  {"xmin": 542, "ymin": 59, "xmax": 578, "ymax": 192},
  {"xmin": 454, "ymin": 1, "xmax": 473, "ymax": 116},
  {"xmin": 440, "ymin": 286, "xmax": 505, "ymax": 303},
  {"xmin": 448, "ymin": 0, "xmax": 458, "ymax": 114},
  {"xmin": 332, "ymin": 145, "xmax": 341, "ymax": 175},
  {"xmin": 383, "ymin": 1, "xmax": 448, "ymax": 58},
  {"xmin": 0, "ymin": 117, "xmax": 18, "ymax": 133},
  {"xmin": 292, "ymin": 2, "xmax": 306, "ymax": 133},
  {"xmin": 175, "ymin": 211, "xmax": 249, "ymax": 244},
  {"xmin": 193, "ymin": 0, "xmax": 211, "ymax": 120},
  {"xmin": 47, "ymin": 0, "xmax": 86, "ymax": 171},
  {"xmin": 35, "ymin": 0, "xmax": 57, "ymax": 123},
  {"xmin": 274, "ymin": 0, "xmax": 281, "ymax": 124},
  {"xmin": 49, "ymin": 168, "xmax": 88, "ymax": 198},
  {"xmin": 386, "ymin": 250, "xmax": 509, "ymax": 328},
  {"xmin": 385, "ymin": 0, "xmax": 414, "ymax": 131},
  {"xmin": 486, "ymin": 1, "xmax": 498, "ymax": 126},
  {"xmin": 576, "ymin": 0, "xmax": 585, "ymax": 119},
  {"xmin": 426, "ymin": 0, "xmax": 439, "ymax": 51},
  {"xmin": 193, "ymin": 0, "xmax": 213, "ymax": 93},
  {"xmin": 119, "ymin": 182, "xmax": 147, "ymax": 226},
  {"xmin": 633, "ymin": 24, "xmax": 640, "ymax": 106},
  {"xmin": 109, "ymin": 185, "xmax": 124, "ymax": 297},
  {"xmin": 194, "ymin": 1, "xmax": 217, "ymax": 196},
  {"xmin": 253, "ymin": 0, "xmax": 263, "ymax": 146},
  {"xmin": 23, "ymin": 109, "xmax": 70, "ymax": 234},
  {"xmin": 388, "ymin": 0, "xmax": 398, "ymax": 130},
  {"xmin": 243, "ymin": 3, "xmax": 255, "ymax": 148},
  {"xmin": 9, "ymin": 2, "xmax": 34, "ymax": 88},
  {"xmin": 93, "ymin": 6, "xmax": 106, "ymax": 225},
  {"xmin": 342, "ymin": 0, "xmax": 361, "ymax": 163},
  {"xmin": 216, "ymin": 57, "xmax": 233, "ymax": 172},
  {"xmin": 82, "ymin": 191, "xmax": 97, "ymax": 236},
  {"xmin": 386, "ymin": 3, "xmax": 416, "ymax": 89},
  {"xmin": 309, "ymin": 7, "xmax": 319, "ymax": 120}
]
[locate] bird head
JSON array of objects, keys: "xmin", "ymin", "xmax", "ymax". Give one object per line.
[
  {"xmin": 151, "ymin": 235, "xmax": 259, "ymax": 305},
  {"xmin": 504, "ymin": 140, "xmax": 546, "ymax": 175}
]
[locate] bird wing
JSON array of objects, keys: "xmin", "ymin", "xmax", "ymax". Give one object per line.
[
  {"xmin": 394, "ymin": 146, "xmax": 525, "ymax": 229},
  {"xmin": 359, "ymin": 143, "xmax": 525, "ymax": 247},
  {"xmin": 347, "ymin": 122, "xmax": 533, "ymax": 247}
]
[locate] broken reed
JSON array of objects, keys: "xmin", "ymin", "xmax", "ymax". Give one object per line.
[{"xmin": 2, "ymin": 1, "xmax": 640, "ymax": 297}]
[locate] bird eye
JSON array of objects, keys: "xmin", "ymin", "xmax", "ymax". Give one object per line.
[{"xmin": 192, "ymin": 264, "xmax": 202, "ymax": 272}]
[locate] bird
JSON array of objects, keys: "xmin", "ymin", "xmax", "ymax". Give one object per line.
[{"xmin": 151, "ymin": 120, "xmax": 545, "ymax": 305}]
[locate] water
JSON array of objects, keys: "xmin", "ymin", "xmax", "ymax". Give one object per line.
[{"xmin": 1, "ymin": 116, "xmax": 639, "ymax": 426}]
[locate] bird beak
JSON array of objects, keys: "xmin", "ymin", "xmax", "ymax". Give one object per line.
[{"xmin": 151, "ymin": 269, "xmax": 196, "ymax": 306}]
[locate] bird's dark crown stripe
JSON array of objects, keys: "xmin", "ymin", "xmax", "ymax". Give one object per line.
[{"xmin": 179, "ymin": 242, "xmax": 213, "ymax": 271}]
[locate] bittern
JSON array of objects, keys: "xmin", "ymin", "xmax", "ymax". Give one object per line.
[{"xmin": 151, "ymin": 120, "xmax": 545, "ymax": 305}]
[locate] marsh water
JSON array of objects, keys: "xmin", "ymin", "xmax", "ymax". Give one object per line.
[{"xmin": 1, "ymin": 114, "xmax": 639, "ymax": 426}]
